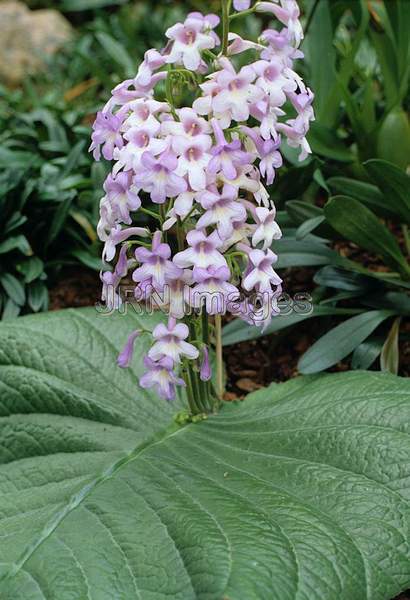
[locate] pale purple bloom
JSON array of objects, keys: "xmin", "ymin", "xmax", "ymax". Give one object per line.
[
  {"xmin": 122, "ymin": 99, "xmax": 168, "ymax": 134},
  {"xmin": 252, "ymin": 207, "xmax": 282, "ymax": 249},
  {"xmin": 242, "ymin": 249, "xmax": 282, "ymax": 293},
  {"xmin": 174, "ymin": 229, "xmax": 227, "ymax": 270},
  {"xmin": 209, "ymin": 119, "xmax": 254, "ymax": 180},
  {"xmin": 174, "ymin": 135, "xmax": 212, "ymax": 191},
  {"xmin": 133, "ymin": 232, "xmax": 182, "ymax": 291},
  {"xmin": 193, "ymin": 78, "xmax": 232, "ymax": 128},
  {"xmin": 212, "ymin": 61, "xmax": 264, "ymax": 122},
  {"xmin": 100, "ymin": 223, "xmax": 148, "ymax": 262},
  {"xmin": 190, "ymin": 265, "xmax": 238, "ymax": 314},
  {"xmin": 135, "ymin": 49, "xmax": 166, "ymax": 87},
  {"xmin": 148, "ymin": 317, "xmax": 199, "ymax": 363},
  {"xmin": 196, "ymin": 185, "xmax": 246, "ymax": 240},
  {"xmin": 100, "ymin": 243, "xmax": 131, "ymax": 308},
  {"xmin": 227, "ymin": 33, "xmax": 264, "ymax": 56},
  {"xmin": 200, "ymin": 346, "xmax": 212, "ymax": 381},
  {"xmin": 253, "ymin": 58, "xmax": 296, "ymax": 106},
  {"xmin": 257, "ymin": 1, "xmax": 303, "ymax": 46},
  {"xmin": 277, "ymin": 120, "xmax": 312, "ymax": 161},
  {"xmin": 117, "ymin": 330, "xmax": 141, "ymax": 368},
  {"xmin": 102, "ymin": 172, "xmax": 141, "ymax": 225},
  {"xmin": 242, "ymin": 126, "xmax": 283, "ymax": 184},
  {"xmin": 114, "ymin": 128, "xmax": 167, "ymax": 175},
  {"xmin": 140, "ymin": 356, "xmax": 185, "ymax": 401},
  {"xmin": 260, "ymin": 28, "xmax": 304, "ymax": 65},
  {"xmin": 134, "ymin": 150, "xmax": 188, "ymax": 204},
  {"xmin": 162, "ymin": 107, "xmax": 212, "ymax": 139},
  {"xmin": 165, "ymin": 14, "xmax": 219, "ymax": 71},
  {"xmin": 89, "ymin": 111, "xmax": 123, "ymax": 161},
  {"xmin": 233, "ymin": 0, "xmax": 251, "ymax": 10}
]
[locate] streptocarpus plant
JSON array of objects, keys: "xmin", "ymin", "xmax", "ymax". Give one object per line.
[{"xmin": 90, "ymin": 0, "xmax": 314, "ymax": 415}]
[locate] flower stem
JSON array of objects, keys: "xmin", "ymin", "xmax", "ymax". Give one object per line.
[
  {"xmin": 221, "ymin": 0, "xmax": 232, "ymax": 56},
  {"xmin": 214, "ymin": 314, "xmax": 224, "ymax": 400},
  {"xmin": 229, "ymin": 4, "xmax": 258, "ymax": 21}
]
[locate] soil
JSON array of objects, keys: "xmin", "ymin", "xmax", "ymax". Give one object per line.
[{"xmin": 49, "ymin": 265, "xmax": 410, "ymax": 600}]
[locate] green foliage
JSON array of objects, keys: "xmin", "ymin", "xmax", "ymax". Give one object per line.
[{"xmin": 1, "ymin": 307, "xmax": 410, "ymax": 599}]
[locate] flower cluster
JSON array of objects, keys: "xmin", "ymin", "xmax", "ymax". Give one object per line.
[{"xmin": 91, "ymin": 0, "xmax": 314, "ymax": 409}]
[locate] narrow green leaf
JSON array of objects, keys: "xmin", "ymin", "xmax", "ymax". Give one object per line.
[
  {"xmin": 15, "ymin": 257, "xmax": 45, "ymax": 284},
  {"xmin": 295, "ymin": 216, "xmax": 326, "ymax": 240},
  {"xmin": 96, "ymin": 32, "xmax": 135, "ymax": 77},
  {"xmin": 298, "ymin": 310, "xmax": 395, "ymax": 374},
  {"xmin": 324, "ymin": 196, "xmax": 410, "ymax": 277},
  {"xmin": 364, "ymin": 159, "xmax": 410, "ymax": 224},
  {"xmin": 351, "ymin": 336, "xmax": 384, "ymax": 370},
  {"xmin": 380, "ymin": 317, "xmax": 401, "ymax": 375},
  {"xmin": 27, "ymin": 281, "xmax": 49, "ymax": 313},
  {"xmin": 0, "ymin": 274, "xmax": 25, "ymax": 307},
  {"xmin": 327, "ymin": 176, "xmax": 397, "ymax": 220}
]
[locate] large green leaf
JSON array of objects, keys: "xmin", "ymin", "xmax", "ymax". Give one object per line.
[{"xmin": 1, "ymin": 308, "xmax": 410, "ymax": 599}]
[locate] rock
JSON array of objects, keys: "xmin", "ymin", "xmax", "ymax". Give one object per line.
[{"xmin": 0, "ymin": 1, "xmax": 73, "ymax": 86}]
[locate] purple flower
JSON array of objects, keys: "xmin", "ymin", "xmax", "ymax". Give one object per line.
[
  {"xmin": 242, "ymin": 249, "xmax": 282, "ymax": 293},
  {"xmin": 252, "ymin": 207, "xmax": 282, "ymax": 249},
  {"xmin": 117, "ymin": 330, "xmax": 142, "ymax": 368},
  {"xmin": 165, "ymin": 14, "xmax": 218, "ymax": 71},
  {"xmin": 101, "ymin": 224, "xmax": 148, "ymax": 262},
  {"xmin": 174, "ymin": 229, "xmax": 227, "ymax": 269},
  {"xmin": 148, "ymin": 317, "xmax": 199, "ymax": 363},
  {"xmin": 242, "ymin": 126, "xmax": 283, "ymax": 184},
  {"xmin": 135, "ymin": 49, "xmax": 166, "ymax": 87},
  {"xmin": 134, "ymin": 150, "xmax": 188, "ymax": 204},
  {"xmin": 276, "ymin": 120, "xmax": 311, "ymax": 161},
  {"xmin": 257, "ymin": 1, "xmax": 303, "ymax": 46},
  {"xmin": 209, "ymin": 119, "xmax": 254, "ymax": 181},
  {"xmin": 162, "ymin": 107, "xmax": 212, "ymax": 138},
  {"xmin": 212, "ymin": 61, "xmax": 264, "ymax": 122},
  {"xmin": 200, "ymin": 346, "xmax": 212, "ymax": 381},
  {"xmin": 233, "ymin": 0, "xmax": 252, "ymax": 10},
  {"xmin": 89, "ymin": 111, "xmax": 124, "ymax": 161},
  {"xmin": 196, "ymin": 185, "xmax": 246, "ymax": 240},
  {"xmin": 139, "ymin": 356, "xmax": 185, "ymax": 401},
  {"xmin": 190, "ymin": 265, "xmax": 238, "ymax": 314},
  {"xmin": 103, "ymin": 172, "xmax": 141, "ymax": 225},
  {"xmin": 133, "ymin": 232, "xmax": 182, "ymax": 291},
  {"xmin": 174, "ymin": 135, "xmax": 212, "ymax": 191}
]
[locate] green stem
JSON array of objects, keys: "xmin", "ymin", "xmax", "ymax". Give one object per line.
[
  {"xmin": 165, "ymin": 66, "xmax": 179, "ymax": 120},
  {"xmin": 229, "ymin": 4, "xmax": 258, "ymax": 20},
  {"xmin": 140, "ymin": 207, "xmax": 161, "ymax": 221},
  {"xmin": 221, "ymin": 0, "xmax": 231, "ymax": 56},
  {"xmin": 214, "ymin": 314, "xmax": 224, "ymax": 400}
]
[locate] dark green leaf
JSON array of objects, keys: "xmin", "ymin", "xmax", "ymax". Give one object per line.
[
  {"xmin": 0, "ymin": 274, "xmax": 25, "ymax": 306},
  {"xmin": 324, "ymin": 196, "xmax": 410, "ymax": 277},
  {"xmin": 364, "ymin": 159, "xmax": 410, "ymax": 224},
  {"xmin": 351, "ymin": 336, "xmax": 384, "ymax": 370},
  {"xmin": 298, "ymin": 310, "xmax": 395, "ymax": 374},
  {"xmin": 27, "ymin": 281, "xmax": 49, "ymax": 313}
]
